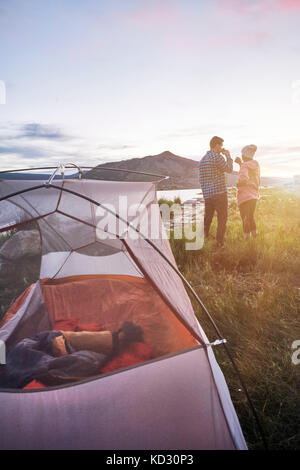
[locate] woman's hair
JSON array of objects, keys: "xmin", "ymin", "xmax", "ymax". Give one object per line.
[{"xmin": 242, "ymin": 155, "xmax": 252, "ymax": 162}]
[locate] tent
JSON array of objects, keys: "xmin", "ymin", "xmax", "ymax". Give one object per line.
[{"xmin": 0, "ymin": 168, "xmax": 247, "ymax": 450}]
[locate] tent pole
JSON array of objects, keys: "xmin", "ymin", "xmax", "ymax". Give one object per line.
[{"xmin": 0, "ymin": 165, "xmax": 170, "ymax": 183}]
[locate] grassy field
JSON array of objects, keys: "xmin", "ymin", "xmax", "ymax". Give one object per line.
[{"xmin": 168, "ymin": 187, "xmax": 300, "ymax": 450}]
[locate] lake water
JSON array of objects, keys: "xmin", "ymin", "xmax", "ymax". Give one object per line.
[
  {"xmin": 157, "ymin": 188, "xmax": 205, "ymax": 231},
  {"xmin": 157, "ymin": 182, "xmax": 297, "ymax": 204},
  {"xmin": 157, "ymin": 188, "xmax": 203, "ymax": 204}
]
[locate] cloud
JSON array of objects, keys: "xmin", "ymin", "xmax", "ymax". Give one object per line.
[
  {"xmin": 0, "ymin": 122, "xmax": 70, "ymax": 142},
  {"xmin": 216, "ymin": 0, "xmax": 271, "ymax": 15},
  {"xmin": 97, "ymin": 144, "xmax": 136, "ymax": 151},
  {"xmin": 163, "ymin": 123, "xmax": 246, "ymax": 139},
  {"xmin": 0, "ymin": 121, "xmax": 134, "ymax": 170},
  {"xmin": 88, "ymin": 1, "xmax": 269, "ymax": 55},
  {"xmin": 211, "ymin": 31, "xmax": 268, "ymax": 48},
  {"xmin": 0, "ymin": 144, "xmax": 50, "ymax": 159},
  {"xmin": 19, "ymin": 123, "xmax": 68, "ymax": 141},
  {"xmin": 148, "ymin": 29, "xmax": 269, "ymax": 55},
  {"xmin": 259, "ymin": 145, "xmax": 300, "ymax": 155},
  {"xmin": 0, "ymin": 122, "xmax": 74, "ymax": 165},
  {"xmin": 277, "ymin": 0, "xmax": 300, "ymax": 9},
  {"xmin": 120, "ymin": 0, "xmax": 182, "ymax": 30},
  {"xmin": 286, "ymin": 145, "xmax": 300, "ymax": 152},
  {"xmin": 216, "ymin": 0, "xmax": 300, "ymax": 15},
  {"xmin": 255, "ymin": 145, "xmax": 300, "ymax": 169}
]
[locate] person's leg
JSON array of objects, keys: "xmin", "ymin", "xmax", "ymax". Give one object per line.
[
  {"xmin": 204, "ymin": 197, "xmax": 215, "ymax": 239},
  {"xmin": 215, "ymin": 193, "xmax": 228, "ymax": 246},
  {"xmin": 62, "ymin": 330, "xmax": 114, "ymax": 355},
  {"xmin": 239, "ymin": 201, "xmax": 251, "ymax": 238},
  {"xmin": 248, "ymin": 199, "xmax": 257, "ymax": 236},
  {"xmin": 62, "ymin": 321, "xmax": 143, "ymax": 357}
]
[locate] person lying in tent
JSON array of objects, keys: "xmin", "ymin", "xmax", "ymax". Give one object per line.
[{"xmin": 0, "ymin": 321, "xmax": 144, "ymax": 389}]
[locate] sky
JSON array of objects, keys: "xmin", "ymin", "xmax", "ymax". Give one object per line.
[{"xmin": 0, "ymin": 0, "xmax": 300, "ymax": 177}]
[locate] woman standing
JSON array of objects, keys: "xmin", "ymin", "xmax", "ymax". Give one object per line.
[{"xmin": 235, "ymin": 145, "xmax": 260, "ymax": 239}]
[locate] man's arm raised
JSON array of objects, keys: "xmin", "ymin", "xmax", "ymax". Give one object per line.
[{"xmin": 214, "ymin": 150, "xmax": 233, "ymax": 173}]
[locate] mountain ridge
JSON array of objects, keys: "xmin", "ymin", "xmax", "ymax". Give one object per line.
[{"xmin": 85, "ymin": 150, "xmax": 238, "ymax": 189}]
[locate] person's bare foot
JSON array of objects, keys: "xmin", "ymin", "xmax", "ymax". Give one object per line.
[{"xmin": 52, "ymin": 335, "xmax": 68, "ymax": 357}]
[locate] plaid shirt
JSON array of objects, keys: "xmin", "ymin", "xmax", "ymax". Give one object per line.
[{"xmin": 199, "ymin": 150, "xmax": 233, "ymax": 199}]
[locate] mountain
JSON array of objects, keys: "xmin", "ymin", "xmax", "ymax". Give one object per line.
[
  {"xmin": 84, "ymin": 151, "xmax": 197, "ymax": 189},
  {"xmin": 85, "ymin": 150, "xmax": 240, "ymax": 190},
  {"xmin": 85, "ymin": 150, "xmax": 198, "ymax": 189}
]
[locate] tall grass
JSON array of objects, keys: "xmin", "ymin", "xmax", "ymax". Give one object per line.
[
  {"xmin": 158, "ymin": 195, "xmax": 182, "ymax": 206},
  {"xmin": 170, "ymin": 189, "xmax": 300, "ymax": 450}
]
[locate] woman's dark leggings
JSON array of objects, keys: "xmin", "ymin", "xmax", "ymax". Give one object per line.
[{"xmin": 239, "ymin": 199, "xmax": 257, "ymax": 234}]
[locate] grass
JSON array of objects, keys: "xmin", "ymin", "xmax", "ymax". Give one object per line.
[
  {"xmin": 158, "ymin": 195, "xmax": 182, "ymax": 206},
  {"xmin": 168, "ymin": 188, "xmax": 300, "ymax": 450}
]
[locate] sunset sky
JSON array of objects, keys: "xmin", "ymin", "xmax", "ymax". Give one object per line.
[{"xmin": 0, "ymin": 0, "xmax": 300, "ymax": 177}]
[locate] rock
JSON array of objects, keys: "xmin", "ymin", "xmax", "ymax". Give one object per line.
[{"xmin": 0, "ymin": 230, "xmax": 41, "ymax": 260}]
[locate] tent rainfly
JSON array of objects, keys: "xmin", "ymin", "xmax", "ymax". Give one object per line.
[{"xmin": 0, "ymin": 170, "xmax": 247, "ymax": 450}]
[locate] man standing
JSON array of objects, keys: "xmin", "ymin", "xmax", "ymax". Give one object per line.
[{"xmin": 199, "ymin": 136, "xmax": 233, "ymax": 247}]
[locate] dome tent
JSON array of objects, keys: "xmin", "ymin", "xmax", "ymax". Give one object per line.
[{"xmin": 0, "ymin": 167, "xmax": 247, "ymax": 450}]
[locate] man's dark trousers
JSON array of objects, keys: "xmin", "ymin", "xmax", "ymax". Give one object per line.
[{"xmin": 204, "ymin": 192, "xmax": 228, "ymax": 246}]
